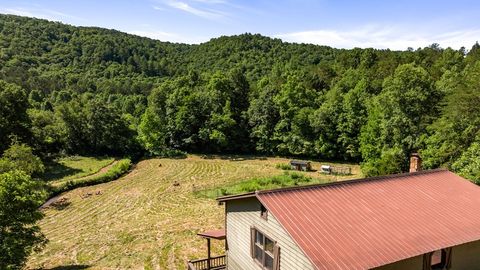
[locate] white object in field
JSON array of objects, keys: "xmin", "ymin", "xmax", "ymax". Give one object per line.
[{"xmin": 321, "ymin": 165, "xmax": 332, "ymax": 173}]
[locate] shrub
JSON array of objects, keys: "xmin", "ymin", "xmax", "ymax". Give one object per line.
[
  {"xmin": 161, "ymin": 149, "xmax": 187, "ymax": 158},
  {"xmin": 0, "ymin": 143, "xmax": 44, "ymax": 177},
  {"xmin": 275, "ymin": 163, "xmax": 291, "ymax": 170},
  {"xmin": 200, "ymin": 171, "xmax": 325, "ymax": 198},
  {"xmin": 361, "ymin": 147, "xmax": 405, "ymax": 177}
]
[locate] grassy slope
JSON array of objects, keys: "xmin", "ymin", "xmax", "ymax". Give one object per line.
[
  {"xmin": 28, "ymin": 155, "xmax": 360, "ymax": 270},
  {"xmin": 43, "ymin": 156, "xmax": 115, "ymax": 183}
]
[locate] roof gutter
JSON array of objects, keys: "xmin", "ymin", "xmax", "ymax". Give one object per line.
[{"xmin": 216, "ymin": 191, "xmax": 257, "ymax": 204}]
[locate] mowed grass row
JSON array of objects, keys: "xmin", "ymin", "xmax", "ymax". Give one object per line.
[{"xmin": 27, "ymin": 156, "xmax": 360, "ymax": 270}]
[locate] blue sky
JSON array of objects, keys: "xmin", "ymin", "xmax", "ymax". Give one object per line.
[{"xmin": 1, "ymin": 0, "xmax": 479, "ymax": 50}]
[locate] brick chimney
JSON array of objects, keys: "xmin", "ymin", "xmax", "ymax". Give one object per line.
[{"xmin": 409, "ymin": 153, "xmax": 422, "ymax": 173}]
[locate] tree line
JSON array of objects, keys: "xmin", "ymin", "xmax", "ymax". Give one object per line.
[{"xmin": 0, "ymin": 14, "xmax": 479, "ymax": 181}]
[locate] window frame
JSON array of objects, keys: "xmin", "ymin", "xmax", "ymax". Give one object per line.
[
  {"xmin": 430, "ymin": 249, "xmax": 446, "ymax": 269},
  {"xmin": 252, "ymin": 228, "xmax": 275, "ymax": 270},
  {"xmin": 425, "ymin": 248, "xmax": 451, "ymax": 270},
  {"xmin": 260, "ymin": 204, "xmax": 268, "ymax": 220}
]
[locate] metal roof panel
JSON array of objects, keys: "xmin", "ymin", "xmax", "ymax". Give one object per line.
[{"xmin": 256, "ymin": 170, "xmax": 480, "ymax": 269}]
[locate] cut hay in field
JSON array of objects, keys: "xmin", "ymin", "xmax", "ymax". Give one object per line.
[{"xmin": 27, "ymin": 155, "xmax": 360, "ymax": 269}]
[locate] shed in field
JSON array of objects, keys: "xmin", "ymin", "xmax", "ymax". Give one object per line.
[{"xmin": 289, "ymin": 160, "xmax": 311, "ymax": 171}]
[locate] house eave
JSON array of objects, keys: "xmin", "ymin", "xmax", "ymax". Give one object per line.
[{"xmin": 216, "ymin": 192, "xmax": 256, "ymax": 204}]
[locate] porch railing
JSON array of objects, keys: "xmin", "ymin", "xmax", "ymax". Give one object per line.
[{"xmin": 187, "ymin": 255, "xmax": 226, "ymax": 270}]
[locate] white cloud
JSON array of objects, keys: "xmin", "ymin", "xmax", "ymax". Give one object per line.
[
  {"xmin": 0, "ymin": 7, "xmax": 84, "ymax": 22},
  {"xmin": 1, "ymin": 7, "xmax": 38, "ymax": 18},
  {"xmin": 159, "ymin": 0, "xmax": 228, "ymax": 20},
  {"xmin": 276, "ymin": 25, "xmax": 480, "ymax": 50}
]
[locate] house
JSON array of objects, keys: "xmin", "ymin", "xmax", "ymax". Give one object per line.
[
  {"xmin": 290, "ymin": 160, "xmax": 311, "ymax": 171},
  {"xmin": 216, "ymin": 158, "xmax": 480, "ymax": 270}
]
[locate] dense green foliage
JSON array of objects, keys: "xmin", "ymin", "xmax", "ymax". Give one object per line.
[
  {"xmin": 0, "ymin": 170, "xmax": 47, "ymax": 269},
  {"xmin": 0, "ymin": 144, "xmax": 47, "ymax": 269},
  {"xmin": 0, "ymin": 143, "xmax": 45, "ymax": 176},
  {"xmin": 452, "ymin": 142, "xmax": 480, "ymax": 184},
  {"xmin": 0, "ymin": 80, "xmax": 31, "ymax": 153},
  {"xmin": 0, "ymin": 14, "xmax": 479, "ymax": 180}
]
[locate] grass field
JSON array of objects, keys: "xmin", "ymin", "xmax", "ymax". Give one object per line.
[
  {"xmin": 43, "ymin": 156, "xmax": 115, "ymax": 184},
  {"xmin": 28, "ymin": 155, "xmax": 360, "ymax": 270}
]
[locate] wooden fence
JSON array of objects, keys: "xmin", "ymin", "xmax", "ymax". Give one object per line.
[{"xmin": 187, "ymin": 255, "xmax": 226, "ymax": 270}]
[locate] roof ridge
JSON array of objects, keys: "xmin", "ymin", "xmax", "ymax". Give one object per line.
[{"xmin": 256, "ymin": 168, "xmax": 449, "ymax": 195}]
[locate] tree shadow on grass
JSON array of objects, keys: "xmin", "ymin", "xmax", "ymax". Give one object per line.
[
  {"xmin": 200, "ymin": 154, "xmax": 268, "ymax": 161},
  {"xmin": 42, "ymin": 161, "xmax": 83, "ymax": 182},
  {"xmin": 38, "ymin": 265, "xmax": 90, "ymax": 270}
]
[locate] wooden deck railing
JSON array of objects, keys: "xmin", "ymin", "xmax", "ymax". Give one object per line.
[{"xmin": 187, "ymin": 255, "xmax": 226, "ymax": 270}]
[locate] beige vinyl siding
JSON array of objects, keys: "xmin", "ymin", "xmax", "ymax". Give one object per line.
[
  {"xmin": 449, "ymin": 240, "xmax": 480, "ymax": 269},
  {"xmin": 225, "ymin": 197, "xmax": 314, "ymax": 270},
  {"xmin": 374, "ymin": 240, "xmax": 480, "ymax": 270}
]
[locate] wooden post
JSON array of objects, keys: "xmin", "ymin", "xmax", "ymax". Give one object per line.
[{"xmin": 207, "ymin": 238, "xmax": 211, "ymax": 270}]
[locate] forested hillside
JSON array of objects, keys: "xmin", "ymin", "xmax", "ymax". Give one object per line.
[{"xmin": 1, "ymin": 14, "xmax": 479, "ymax": 180}]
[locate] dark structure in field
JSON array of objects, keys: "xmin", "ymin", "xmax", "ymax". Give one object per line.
[{"xmin": 289, "ymin": 160, "xmax": 311, "ymax": 171}]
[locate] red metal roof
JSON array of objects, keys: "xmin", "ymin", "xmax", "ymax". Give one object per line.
[
  {"xmin": 197, "ymin": 229, "xmax": 226, "ymax": 240},
  {"xmin": 254, "ymin": 169, "xmax": 480, "ymax": 269}
]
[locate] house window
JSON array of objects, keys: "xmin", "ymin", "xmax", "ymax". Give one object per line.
[
  {"xmin": 251, "ymin": 228, "xmax": 279, "ymax": 270},
  {"xmin": 260, "ymin": 205, "xmax": 268, "ymax": 220},
  {"xmin": 423, "ymin": 248, "xmax": 452, "ymax": 270},
  {"xmin": 431, "ymin": 250, "xmax": 444, "ymax": 268},
  {"xmin": 430, "ymin": 249, "xmax": 447, "ymax": 270}
]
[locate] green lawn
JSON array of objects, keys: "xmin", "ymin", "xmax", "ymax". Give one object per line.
[
  {"xmin": 199, "ymin": 171, "xmax": 331, "ymax": 198},
  {"xmin": 42, "ymin": 156, "xmax": 115, "ymax": 183}
]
